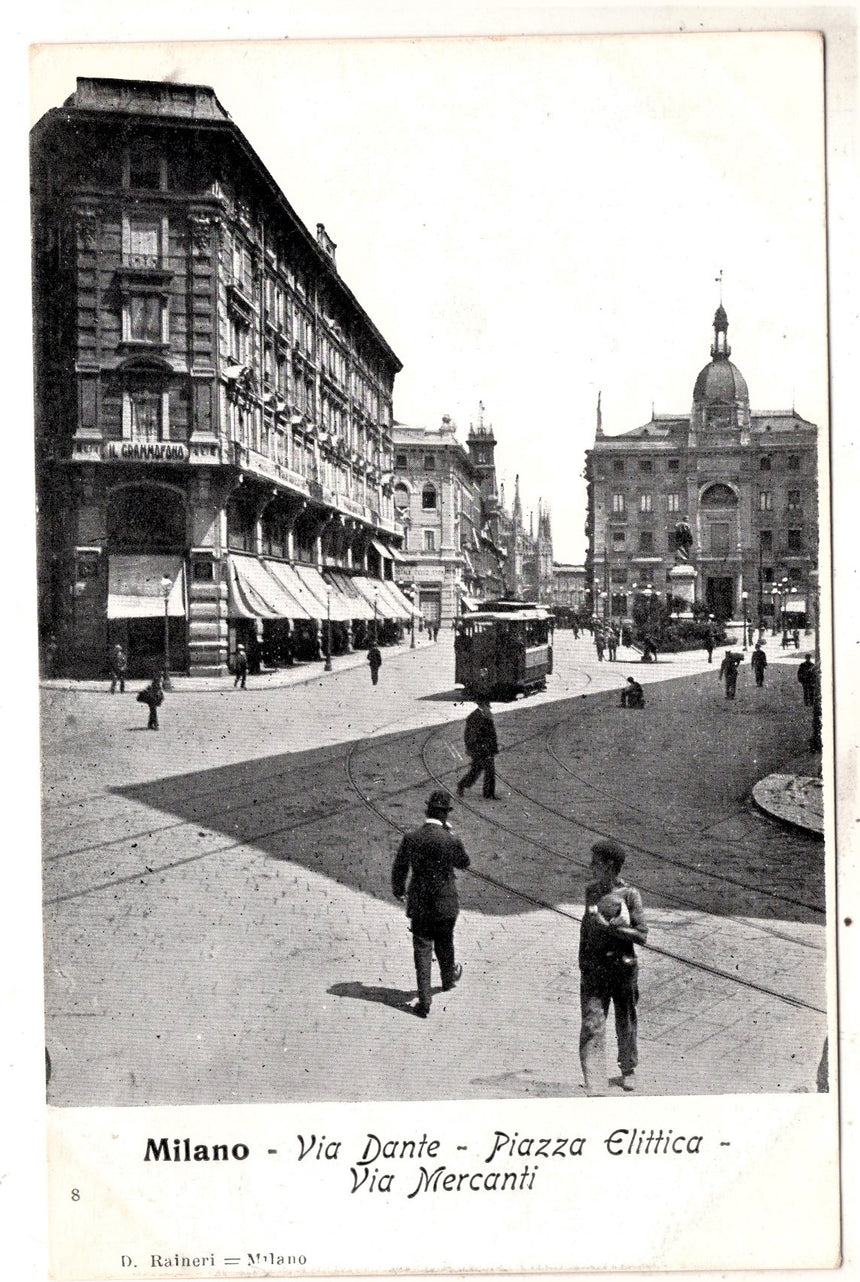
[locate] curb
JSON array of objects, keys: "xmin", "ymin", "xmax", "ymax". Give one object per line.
[{"xmin": 751, "ymin": 773, "xmax": 824, "ymax": 838}]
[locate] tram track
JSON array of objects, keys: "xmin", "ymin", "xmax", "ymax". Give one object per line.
[{"xmin": 344, "ymin": 716, "xmax": 825, "ymax": 1015}]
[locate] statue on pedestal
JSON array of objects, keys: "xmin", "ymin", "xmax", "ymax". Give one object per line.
[{"xmin": 674, "ymin": 518, "xmax": 694, "ymax": 563}]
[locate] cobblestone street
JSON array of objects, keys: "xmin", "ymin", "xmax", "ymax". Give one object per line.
[{"xmin": 41, "ymin": 631, "xmax": 827, "ymax": 1106}]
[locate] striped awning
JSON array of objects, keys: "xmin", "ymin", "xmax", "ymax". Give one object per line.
[{"xmin": 108, "ymin": 556, "xmax": 186, "ymax": 619}]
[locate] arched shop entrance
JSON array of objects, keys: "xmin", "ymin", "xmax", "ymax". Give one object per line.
[{"xmin": 106, "ymin": 484, "xmax": 188, "ymax": 678}]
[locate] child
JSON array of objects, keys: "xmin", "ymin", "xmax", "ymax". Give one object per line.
[{"xmin": 579, "ymin": 840, "xmax": 648, "ymax": 1095}]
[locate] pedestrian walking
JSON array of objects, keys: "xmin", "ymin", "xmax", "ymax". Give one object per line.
[
  {"xmin": 109, "ymin": 643, "xmax": 127, "ymax": 694},
  {"xmin": 457, "ymin": 699, "xmax": 498, "ymax": 800},
  {"xmin": 594, "ymin": 629, "xmax": 605, "ymax": 661},
  {"xmin": 719, "ymin": 649, "xmax": 743, "ymax": 699},
  {"xmin": 798, "ymin": 655, "xmax": 816, "ymax": 706},
  {"xmin": 579, "ymin": 839, "xmax": 648, "ymax": 1095},
  {"xmin": 751, "ymin": 642, "xmax": 767, "ymax": 687},
  {"xmin": 233, "ymin": 644, "xmax": 248, "ymax": 689},
  {"xmin": 432, "ymin": 623, "xmax": 439, "ymax": 642},
  {"xmin": 793, "ymin": 627, "xmax": 800, "ymax": 650},
  {"xmin": 391, "ymin": 790, "xmax": 470, "ymax": 1018},
  {"xmin": 367, "ymin": 642, "xmax": 382, "ymax": 685},
  {"xmin": 619, "ymin": 677, "xmax": 644, "ymax": 708},
  {"xmin": 136, "ymin": 673, "xmax": 164, "ymax": 730},
  {"xmin": 704, "ymin": 628, "xmax": 715, "ymax": 664},
  {"xmin": 606, "ymin": 626, "xmax": 618, "ymax": 661}
]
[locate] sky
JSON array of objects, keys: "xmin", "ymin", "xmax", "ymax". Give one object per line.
[{"xmin": 29, "ymin": 33, "xmax": 829, "ymax": 563}]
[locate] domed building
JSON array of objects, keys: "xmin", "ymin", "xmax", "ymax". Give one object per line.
[{"xmin": 585, "ymin": 305, "xmax": 818, "ymax": 630}]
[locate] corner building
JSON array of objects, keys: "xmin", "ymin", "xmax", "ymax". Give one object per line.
[
  {"xmin": 585, "ymin": 307, "xmax": 819, "ymax": 628},
  {"xmin": 32, "ymin": 78, "xmax": 407, "ymax": 677}
]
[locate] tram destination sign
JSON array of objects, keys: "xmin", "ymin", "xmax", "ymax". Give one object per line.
[{"xmin": 102, "ymin": 441, "xmax": 190, "ymax": 462}]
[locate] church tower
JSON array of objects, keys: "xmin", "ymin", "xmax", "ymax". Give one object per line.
[{"xmin": 466, "ymin": 401, "xmax": 499, "ymax": 504}]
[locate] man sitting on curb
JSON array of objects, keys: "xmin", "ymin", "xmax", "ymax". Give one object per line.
[{"xmin": 620, "ymin": 677, "xmax": 645, "ymax": 708}]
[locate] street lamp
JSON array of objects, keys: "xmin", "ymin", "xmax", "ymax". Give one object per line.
[
  {"xmin": 373, "ymin": 587, "xmax": 379, "ymax": 645},
  {"xmin": 741, "ymin": 590, "xmax": 749, "ymax": 650},
  {"xmin": 324, "ymin": 585, "xmax": 332, "ymax": 671},
  {"xmin": 410, "ymin": 603, "xmax": 416, "ymax": 649},
  {"xmin": 160, "ymin": 576, "xmax": 172, "ymax": 690}
]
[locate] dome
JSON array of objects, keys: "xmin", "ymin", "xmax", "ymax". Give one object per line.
[{"xmin": 693, "ymin": 358, "xmax": 749, "ymax": 405}]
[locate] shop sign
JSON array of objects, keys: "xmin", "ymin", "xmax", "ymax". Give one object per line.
[{"xmin": 103, "ymin": 441, "xmax": 190, "ymax": 463}]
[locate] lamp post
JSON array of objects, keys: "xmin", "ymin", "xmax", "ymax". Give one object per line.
[
  {"xmin": 160, "ymin": 576, "xmax": 172, "ymax": 690},
  {"xmin": 373, "ymin": 587, "xmax": 379, "ymax": 645},
  {"xmin": 741, "ymin": 590, "xmax": 749, "ymax": 650},
  {"xmin": 410, "ymin": 603, "xmax": 416, "ymax": 649},
  {"xmin": 324, "ymin": 585, "xmax": 332, "ymax": 671}
]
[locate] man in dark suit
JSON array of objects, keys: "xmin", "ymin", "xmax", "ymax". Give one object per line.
[
  {"xmin": 391, "ymin": 790, "xmax": 470, "ymax": 1018},
  {"xmin": 457, "ymin": 700, "xmax": 499, "ymax": 799}
]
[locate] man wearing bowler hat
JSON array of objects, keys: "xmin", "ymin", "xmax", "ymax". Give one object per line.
[
  {"xmin": 392, "ymin": 791, "xmax": 471, "ymax": 1018},
  {"xmin": 579, "ymin": 839, "xmax": 648, "ymax": 1095}
]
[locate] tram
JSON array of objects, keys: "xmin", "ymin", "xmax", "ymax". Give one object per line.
[{"xmin": 454, "ymin": 601, "xmax": 555, "ymax": 700}]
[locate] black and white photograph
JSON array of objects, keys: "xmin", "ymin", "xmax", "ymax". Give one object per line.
[{"xmin": 11, "ymin": 16, "xmax": 855, "ymax": 1279}]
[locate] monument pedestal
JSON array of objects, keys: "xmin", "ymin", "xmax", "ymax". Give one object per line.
[{"xmin": 669, "ymin": 563, "xmax": 697, "ymax": 618}]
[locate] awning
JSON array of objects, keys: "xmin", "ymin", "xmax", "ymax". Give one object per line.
[
  {"xmin": 784, "ymin": 598, "xmax": 807, "ymax": 614},
  {"xmin": 370, "ymin": 539, "xmax": 394, "ymax": 561},
  {"xmin": 292, "ymin": 564, "xmax": 355, "ymax": 621},
  {"xmin": 228, "ymin": 555, "xmax": 311, "ymax": 620},
  {"xmin": 352, "ymin": 574, "xmax": 407, "ymax": 621},
  {"xmin": 459, "ymin": 592, "xmax": 480, "ymax": 611},
  {"xmin": 323, "ymin": 570, "xmax": 375, "ymax": 620},
  {"xmin": 375, "ymin": 578, "xmax": 413, "ymax": 621},
  {"xmin": 108, "ymin": 555, "xmax": 186, "ymax": 619},
  {"xmin": 264, "ymin": 561, "xmax": 323, "ymax": 620}
]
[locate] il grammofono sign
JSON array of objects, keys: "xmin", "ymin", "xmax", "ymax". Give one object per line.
[{"xmin": 103, "ymin": 441, "xmax": 190, "ymax": 462}]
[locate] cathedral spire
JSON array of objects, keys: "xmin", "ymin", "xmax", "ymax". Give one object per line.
[
  {"xmin": 596, "ymin": 391, "xmax": 603, "ymax": 437},
  {"xmin": 711, "ymin": 302, "xmax": 731, "ymax": 360}
]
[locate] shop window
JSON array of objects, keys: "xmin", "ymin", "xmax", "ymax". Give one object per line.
[
  {"xmin": 107, "ymin": 486, "xmax": 185, "ymax": 552},
  {"xmin": 422, "ymin": 485, "xmax": 437, "ymax": 510},
  {"xmin": 226, "ymin": 495, "xmax": 256, "ymax": 553}
]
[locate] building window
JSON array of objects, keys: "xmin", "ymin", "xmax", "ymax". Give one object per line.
[
  {"xmin": 638, "ymin": 531, "xmax": 654, "ymax": 554},
  {"xmin": 667, "ymin": 493, "xmax": 681, "ymax": 513},
  {"xmin": 611, "ymin": 493, "xmax": 626, "ymax": 514},
  {"xmin": 788, "ymin": 566, "xmax": 803, "ymax": 584},
  {"xmin": 424, "ymin": 453, "xmax": 436, "ymax": 470},
  {"xmin": 762, "ymin": 565, "xmax": 774, "ymax": 582},
  {"xmin": 611, "ymin": 567, "xmax": 628, "ymax": 584},
  {"xmin": 787, "ymin": 455, "xmax": 801, "ymax": 471},
  {"xmin": 760, "ymin": 530, "xmax": 773, "ymax": 552},
  {"xmin": 229, "ymin": 314, "xmax": 250, "ymax": 364},
  {"xmin": 127, "ymin": 390, "xmax": 163, "ymax": 441},
  {"xmin": 760, "ymin": 456, "xmax": 772, "ymax": 471},
  {"xmin": 127, "ymin": 142, "xmax": 162, "ymax": 190},
  {"xmin": 640, "ymin": 493, "xmax": 653, "ymax": 513},
  {"xmin": 639, "ymin": 460, "xmax": 653, "ymax": 473},
  {"xmin": 710, "ymin": 522, "xmax": 730, "ymax": 556},
  {"xmin": 760, "ymin": 491, "xmax": 773, "ymax": 511},
  {"xmin": 395, "ymin": 453, "xmax": 407, "ymax": 469},
  {"xmin": 124, "ymin": 294, "xmax": 164, "ymax": 344},
  {"xmin": 423, "ymin": 529, "xmax": 436, "ymax": 551},
  {"xmin": 422, "ymin": 485, "xmax": 437, "ymax": 510},
  {"xmin": 787, "ymin": 490, "xmax": 801, "ymax": 509},
  {"xmin": 667, "ymin": 458, "xmax": 680, "ymax": 473},
  {"xmin": 126, "ymin": 218, "xmax": 161, "ymax": 268},
  {"xmin": 393, "ymin": 483, "xmax": 409, "ymax": 511},
  {"xmin": 787, "ymin": 529, "xmax": 803, "ymax": 552},
  {"xmin": 612, "ymin": 459, "xmax": 625, "ymax": 475},
  {"xmin": 611, "ymin": 530, "xmax": 626, "ymax": 548}
]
